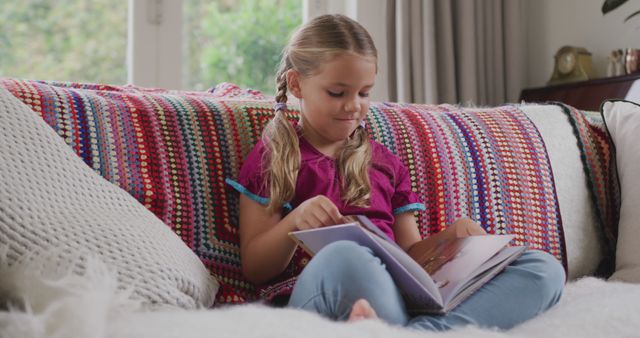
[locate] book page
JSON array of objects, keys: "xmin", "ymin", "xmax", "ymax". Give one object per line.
[
  {"xmin": 429, "ymin": 235, "xmax": 515, "ymax": 304},
  {"xmin": 442, "ymin": 245, "xmax": 527, "ymax": 312},
  {"xmin": 367, "ymin": 234, "xmax": 442, "ymax": 303},
  {"xmin": 351, "ymin": 215, "xmax": 443, "ymax": 298}
]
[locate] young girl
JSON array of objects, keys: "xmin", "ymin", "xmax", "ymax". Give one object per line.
[{"xmin": 228, "ymin": 14, "xmax": 565, "ymax": 331}]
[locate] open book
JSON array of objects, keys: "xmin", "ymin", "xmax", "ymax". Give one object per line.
[{"xmin": 288, "ymin": 215, "xmax": 527, "ymax": 314}]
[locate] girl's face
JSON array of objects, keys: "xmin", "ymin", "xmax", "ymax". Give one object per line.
[{"xmin": 288, "ymin": 52, "xmax": 376, "ymax": 151}]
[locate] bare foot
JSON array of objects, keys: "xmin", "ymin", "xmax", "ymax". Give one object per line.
[{"xmin": 347, "ymin": 299, "xmax": 378, "ymax": 322}]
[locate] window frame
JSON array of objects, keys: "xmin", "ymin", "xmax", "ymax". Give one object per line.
[
  {"xmin": 129, "ymin": 0, "xmax": 379, "ymax": 94},
  {"xmin": 128, "ymin": 0, "xmax": 183, "ymax": 89}
]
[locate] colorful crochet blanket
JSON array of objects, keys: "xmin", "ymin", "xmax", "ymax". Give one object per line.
[{"xmin": 1, "ymin": 78, "xmax": 571, "ymax": 304}]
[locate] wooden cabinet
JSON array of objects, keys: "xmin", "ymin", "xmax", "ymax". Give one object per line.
[{"xmin": 520, "ymin": 74, "xmax": 640, "ymax": 111}]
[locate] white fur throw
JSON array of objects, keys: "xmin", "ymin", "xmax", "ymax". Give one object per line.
[
  {"xmin": 0, "ymin": 88, "xmax": 218, "ymax": 309},
  {"xmin": 1, "ymin": 248, "xmax": 639, "ymax": 338}
]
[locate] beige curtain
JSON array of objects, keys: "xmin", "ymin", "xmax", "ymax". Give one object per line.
[{"xmin": 386, "ymin": 0, "xmax": 525, "ymax": 106}]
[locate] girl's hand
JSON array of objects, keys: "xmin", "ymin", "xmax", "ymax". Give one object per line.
[
  {"xmin": 290, "ymin": 195, "xmax": 345, "ymax": 230},
  {"xmin": 407, "ymin": 217, "xmax": 486, "ymax": 263},
  {"xmin": 444, "ymin": 217, "xmax": 487, "ymax": 239}
]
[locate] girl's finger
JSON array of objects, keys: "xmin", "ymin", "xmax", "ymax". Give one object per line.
[
  {"xmin": 319, "ymin": 199, "xmax": 343, "ymax": 224},
  {"xmin": 310, "ymin": 208, "xmax": 329, "ymax": 228}
]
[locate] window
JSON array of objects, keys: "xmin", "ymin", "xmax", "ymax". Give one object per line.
[
  {"xmin": 0, "ymin": 0, "xmax": 302, "ymax": 92},
  {"xmin": 183, "ymin": 0, "xmax": 302, "ymax": 93},
  {"xmin": 0, "ymin": 0, "xmax": 128, "ymax": 85}
]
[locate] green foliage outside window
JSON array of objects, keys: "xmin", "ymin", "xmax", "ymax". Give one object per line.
[
  {"xmin": 184, "ymin": 0, "xmax": 302, "ymax": 94},
  {"xmin": 0, "ymin": 0, "xmax": 301, "ymax": 93},
  {"xmin": 0, "ymin": 0, "xmax": 128, "ymax": 85}
]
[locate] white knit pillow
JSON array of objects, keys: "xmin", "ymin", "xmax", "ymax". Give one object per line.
[
  {"xmin": 603, "ymin": 100, "xmax": 640, "ymax": 283},
  {"xmin": 522, "ymin": 105, "xmax": 601, "ymax": 279},
  {"xmin": 0, "ymin": 87, "xmax": 218, "ymax": 309}
]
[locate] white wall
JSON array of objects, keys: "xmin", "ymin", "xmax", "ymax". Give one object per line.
[{"xmin": 526, "ymin": 0, "xmax": 640, "ymax": 88}]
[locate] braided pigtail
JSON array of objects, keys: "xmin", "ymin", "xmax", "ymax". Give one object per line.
[
  {"xmin": 337, "ymin": 121, "xmax": 372, "ymax": 207},
  {"xmin": 262, "ymin": 64, "xmax": 301, "ymax": 213}
]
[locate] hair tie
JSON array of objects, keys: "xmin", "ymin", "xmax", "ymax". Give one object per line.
[{"xmin": 274, "ymin": 102, "xmax": 287, "ymax": 111}]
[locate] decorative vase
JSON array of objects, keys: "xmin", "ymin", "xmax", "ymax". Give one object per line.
[{"xmin": 625, "ymin": 48, "xmax": 639, "ymax": 74}]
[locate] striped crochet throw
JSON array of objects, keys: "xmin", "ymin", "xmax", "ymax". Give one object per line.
[{"xmin": 1, "ymin": 78, "xmax": 568, "ymax": 304}]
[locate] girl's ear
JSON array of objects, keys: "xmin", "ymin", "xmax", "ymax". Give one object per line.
[{"xmin": 286, "ymin": 69, "xmax": 303, "ymax": 99}]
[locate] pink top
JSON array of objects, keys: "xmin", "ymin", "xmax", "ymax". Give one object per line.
[{"xmin": 227, "ymin": 129, "xmax": 425, "ymax": 241}]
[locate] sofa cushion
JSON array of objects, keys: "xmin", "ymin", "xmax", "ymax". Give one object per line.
[
  {"xmin": 0, "ymin": 87, "xmax": 218, "ymax": 309},
  {"xmin": 0, "ymin": 78, "xmax": 575, "ymax": 303},
  {"xmin": 602, "ymin": 100, "xmax": 640, "ymax": 282},
  {"xmin": 522, "ymin": 105, "xmax": 610, "ymax": 279}
]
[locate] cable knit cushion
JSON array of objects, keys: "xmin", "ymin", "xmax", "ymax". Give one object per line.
[
  {"xmin": 602, "ymin": 100, "xmax": 640, "ymax": 283},
  {"xmin": 0, "ymin": 87, "xmax": 218, "ymax": 309}
]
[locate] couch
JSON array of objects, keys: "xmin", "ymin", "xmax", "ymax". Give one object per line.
[{"xmin": 1, "ymin": 77, "xmax": 639, "ymax": 338}]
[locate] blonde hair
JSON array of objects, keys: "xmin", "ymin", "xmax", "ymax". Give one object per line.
[{"xmin": 263, "ymin": 14, "xmax": 377, "ymax": 213}]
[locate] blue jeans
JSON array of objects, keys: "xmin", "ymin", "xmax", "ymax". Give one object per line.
[{"xmin": 288, "ymin": 240, "xmax": 565, "ymax": 331}]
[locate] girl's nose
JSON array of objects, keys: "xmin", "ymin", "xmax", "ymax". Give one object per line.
[{"xmin": 345, "ymin": 97, "xmax": 359, "ymax": 113}]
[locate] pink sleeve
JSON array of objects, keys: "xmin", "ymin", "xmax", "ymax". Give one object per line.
[
  {"xmin": 389, "ymin": 151, "xmax": 425, "ymax": 215},
  {"xmin": 226, "ymin": 141, "xmax": 271, "ymax": 206}
]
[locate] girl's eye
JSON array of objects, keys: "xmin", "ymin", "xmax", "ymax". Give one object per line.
[
  {"xmin": 359, "ymin": 92, "xmax": 370, "ymax": 98},
  {"xmin": 327, "ymin": 91, "xmax": 343, "ymax": 97}
]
